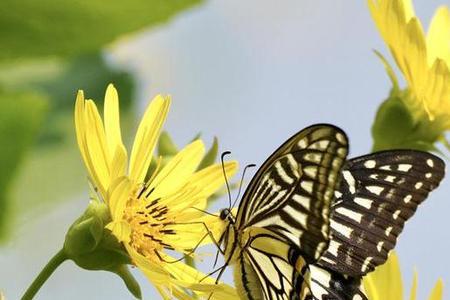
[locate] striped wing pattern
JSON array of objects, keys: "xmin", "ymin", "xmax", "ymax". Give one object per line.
[
  {"xmin": 225, "ymin": 124, "xmax": 445, "ymax": 300},
  {"xmin": 239, "ymin": 233, "xmax": 311, "ymax": 300},
  {"xmin": 317, "ymin": 150, "xmax": 445, "ymax": 277},
  {"xmin": 307, "ymin": 265, "xmax": 366, "ymax": 300},
  {"xmin": 232, "ymin": 124, "xmax": 349, "ymax": 300},
  {"xmin": 240, "ymin": 125, "xmax": 349, "ymax": 261}
]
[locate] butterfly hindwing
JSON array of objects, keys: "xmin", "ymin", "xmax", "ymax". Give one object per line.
[
  {"xmin": 308, "ymin": 264, "xmax": 367, "ymax": 300},
  {"xmin": 318, "ymin": 150, "xmax": 445, "ymax": 277},
  {"xmin": 234, "ymin": 228, "xmax": 301, "ymax": 300},
  {"xmin": 237, "ymin": 124, "xmax": 349, "ymax": 261}
]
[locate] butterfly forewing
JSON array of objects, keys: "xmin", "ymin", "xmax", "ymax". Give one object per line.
[
  {"xmin": 317, "ymin": 150, "xmax": 445, "ymax": 277},
  {"xmin": 236, "ymin": 124, "xmax": 349, "ymax": 261}
]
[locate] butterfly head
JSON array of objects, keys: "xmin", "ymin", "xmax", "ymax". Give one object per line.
[{"xmin": 219, "ymin": 208, "xmax": 235, "ymax": 224}]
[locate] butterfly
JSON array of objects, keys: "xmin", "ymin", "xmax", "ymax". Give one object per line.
[{"xmin": 215, "ymin": 124, "xmax": 445, "ymax": 300}]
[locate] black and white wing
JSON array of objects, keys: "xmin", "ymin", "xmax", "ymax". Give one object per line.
[
  {"xmin": 317, "ymin": 150, "xmax": 445, "ymax": 277},
  {"xmin": 236, "ymin": 124, "xmax": 349, "ymax": 261},
  {"xmin": 232, "ymin": 124, "xmax": 349, "ymax": 300},
  {"xmin": 237, "ymin": 231, "xmax": 314, "ymax": 300}
]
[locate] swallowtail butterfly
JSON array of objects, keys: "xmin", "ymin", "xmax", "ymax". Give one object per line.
[{"xmin": 216, "ymin": 124, "xmax": 445, "ymax": 300}]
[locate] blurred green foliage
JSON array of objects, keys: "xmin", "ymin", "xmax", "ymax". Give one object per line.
[
  {"xmin": 1, "ymin": 53, "xmax": 135, "ymax": 221},
  {"xmin": 0, "ymin": 0, "xmax": 203, "ymax": 62},
  {"xmin": 0, "ymin": 0, "xmax": 205, "ymax": 242},
  {"xmin": 0, "ymin": 53, "xmax": 134, "ymax": 146},
  {"xmin": 0, "ymin": 90, "xmax": 48, "ymax": 240}
]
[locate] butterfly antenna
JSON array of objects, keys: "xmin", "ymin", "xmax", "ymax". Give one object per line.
[
  {"xmin": 189, "ymin": 206, "xmax": 218, "ymax": 217},
  {"xmin": 231, "ymin": 163, "xmax": 256, "ymax": 208},
  {"xmin": 221, "ymin": 151, "xmax": 233, "ymax": 208}
]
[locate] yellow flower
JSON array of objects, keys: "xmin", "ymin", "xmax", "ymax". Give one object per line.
[
  {"xmin": 368, "ymin": 0, "xmax": 450, "ymax": 137},
  {"xmin": 364, "ymin": 252, "xmax": 443, "ymax": 300},
  {"xmin": 75, "ymin": 84, "xmax": 238, "ymax": 299}
]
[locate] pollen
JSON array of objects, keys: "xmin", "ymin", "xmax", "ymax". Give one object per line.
[{"xmin": 124, "ymin": 186, "xmax": 176, "ymax": 262}]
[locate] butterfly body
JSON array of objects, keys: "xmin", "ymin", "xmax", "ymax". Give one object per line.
[{"xmin": 216, "ymin": 124, "xmax": 444, "ymax": 300}]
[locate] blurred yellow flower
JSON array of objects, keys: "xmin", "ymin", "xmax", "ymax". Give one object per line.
[
  {"xmin": 364, "ymin": 252, "xmax": 443, "ymax": 300},
  {"xmin": 368, "ymin": 0, "xmax": 450, "ymax": 137},
  {"xmin": 75, "ymin": 84, "xmax": 238, "ymax": 299}
]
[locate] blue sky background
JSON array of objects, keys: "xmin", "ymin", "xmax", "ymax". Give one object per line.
[{"xmin": 1, "ymin": 0, "xmax": 449, "ymax": 299}]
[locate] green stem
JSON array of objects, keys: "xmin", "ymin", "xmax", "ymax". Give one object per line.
[{"xmin": 21, "ymin": 249, "xmax": 67, "ymax": 300}]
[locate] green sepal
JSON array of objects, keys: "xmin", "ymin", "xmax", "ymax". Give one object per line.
[
  {"xmin": 198, "ymin": 136, "xmax": 218, "ymax": 170},
  {"xmin": 63, "ymin": 200, "xmax": 141, "ymax": 298},
  {"xmin": 64, "ymin": 200, "xmax": 130, "ymax": 269},
  {"xmin": 113, "ymin": 265, "xmax": 142, "ymax": 300},
  {"xmin": 158, "ymin": 131, "xmax": 179, "ymax": 156},
  {"xmin": 371, "ymin": 92, "xmax": 437, "ymax": 152}
]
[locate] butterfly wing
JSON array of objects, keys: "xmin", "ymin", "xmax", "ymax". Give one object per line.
[
  {"xmin": 229, "ymin": 124, "xmax": 349, "ymax": 300},
  {"xmin": 307, "ymin": 264, "xmax": 367, "ymax": 300},
  {"xmin": 235, "ymin": 229, "xmax": 311, "ymax": 300},
  {"xmin": 317, "ymin": 150, "xmax": 445, "ymax": 277},
  {"xmin": 236, "ymin": 124, "xmax": 349, "ymax": 261}
]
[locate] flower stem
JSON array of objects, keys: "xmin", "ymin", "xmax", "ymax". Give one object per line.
[{"xmin": 21, "ymin": 249, "xmax": 67, "ymax": 300}]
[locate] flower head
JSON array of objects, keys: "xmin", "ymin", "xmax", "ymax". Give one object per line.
[
  {"xmin": 369, "ymin": 0, "xmax": 450, "ymax": 150},
  {"xmin": 364, "ymin": 252, "xmax": 443, "ymax": 300},
  {"xmin": 75, "ymin": 84, "xmax": 238, "ymax": 299}
]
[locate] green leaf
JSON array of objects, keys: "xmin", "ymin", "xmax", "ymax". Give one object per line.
[
  {"xmin": 0, "ymin": 53, "xmax": 135, "ymax": 147},
  {"xmin": 0, "ymin": 89, "xmax": 48, "ymax": 240},
  {"xmin": 0, "ymin": 0, "xmax": 204, "ymax": 62},
  {"xmin": 4, "ymin": 53, "xmax": 137, "ymax": 223}
]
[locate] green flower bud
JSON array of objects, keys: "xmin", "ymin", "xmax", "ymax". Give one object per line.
[
  {"xmin": 63, "ymin": 200, "xmax": 141, "ymax": 299},
  {"xmin": 372, "ymin": 91, "xmax": 439, "ymax": 152}
]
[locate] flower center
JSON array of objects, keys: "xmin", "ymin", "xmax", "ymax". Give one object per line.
[{"xmin": 124, "ymin": 186, "xmax": 176, "ymax": 262}]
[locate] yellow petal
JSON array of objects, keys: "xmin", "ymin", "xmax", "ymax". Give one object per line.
[
  {"xmin": 108, "ymin": 176, "xmax": 131, "ymax": 221},
  {"xmin": 363, "ymin": 275, "xmax": 380, "ymax": 300},
  {"xmin": 129, "ymin": 95, "xmax": 170, "ymax": 183},
  {"xmin": 74, "ymin": 90, "xmax": 88, "ymax": 167},
  {"xmin": 188, "ymin": 161, "xmax": 238, "ymax": 200},
  {"xmin": 166, "ymin": 259, "xmax": 238, "ymax": 300},
  {"xmin": 125, "ymin": 244, "xmax": 170, "ymax": 285},
  {"xmin": 427, "ymin": 6, "xmax": 450, "ymax": 65},
  {"xmin": 110, "ymin": 144, "xmax": 128, "ymax": 183},
  {"xmin": 149, "ymin": 140, "xmax": 205, "ymax": 199},
  {"xmin": 402, "ymin": 0, "xmax": 416, "ymax": 21},
  {"xmin": 363, "ymin": 251, "xmax": 403, "ymax": 299},
  {"xmin": 161, "ymin": 160, "xmax": 238, "ymax": 214},
  {"xmin": 75, "ymin": 93, "xmax": 101, "ymax": 188},
  {"xmin": 428, "ymin": 279, "xmax": 444, "ymax": 300},
  {"xmin": 105, "ymin": 220, "xmax": 131, "ymax": 244},
  {"xmin": 164, "ymin": 212, "xmax": 225, "ymax": 250},
  {"xmin": 84, "ymin": 100, "xmax": 111, "ymax": 194},
  {"xmin": 409, "ymin": 270, "xmax": 418, "ymax": 300},
  {"xmin": 104, "ymin": 84, "xmax": 124, "ymax": 159}
]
